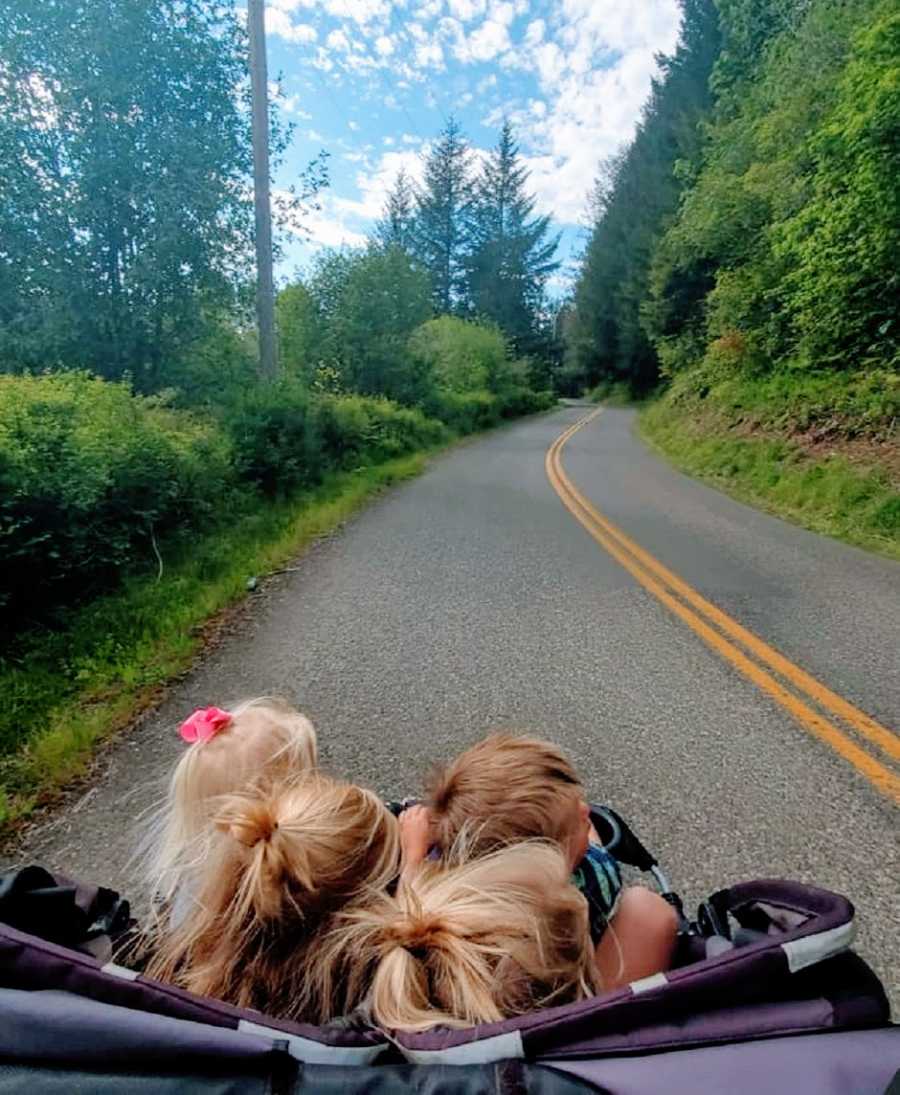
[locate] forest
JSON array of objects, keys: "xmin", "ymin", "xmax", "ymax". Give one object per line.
[
  {"xmin": 567, "ymin": 0, "xmax": 898, "ymax": 548},
  {"xmin": 0, "ymin": 0, "xmax": 561, "ymax": 634},
  {"xmin": 0, "ymin": 0, "xmax": 564, "ymax": 814}
]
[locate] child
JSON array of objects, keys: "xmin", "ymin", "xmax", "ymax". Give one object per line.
[
  {"xmin": 149, "ymin": 697, "xmax": 318, "ymax": 927},
  {"xmin": 421, "ymin": 733, "xmax": 678, "ymax": 991},
  {"xmin": 311, "ymin": 841, "xmax": 600, "ymax": 1030},
  {"xmin": 146, "ymin": 771, "xmax": 401, "ymax": 1021}
]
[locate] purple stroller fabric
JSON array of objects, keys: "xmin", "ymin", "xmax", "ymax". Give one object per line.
[{"xmin": 0, "ymin": 873, "xmax": 896, "ymax": 1092}]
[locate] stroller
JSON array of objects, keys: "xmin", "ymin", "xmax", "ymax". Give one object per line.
[{"xmin": 0, "ymin": 804, "xmax": 896, "ymax": 1093}]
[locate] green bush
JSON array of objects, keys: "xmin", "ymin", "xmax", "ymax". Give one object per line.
[
  {"xmin": 223, "ymin": 378, "xmax": 320, "ymax": 496},
  {"xmin": 409, "ymin": 316, "xmax": 506, "ymax": 392},
  {"xmin": 0, "ymin": 372, "xmax": 231, "ymax": 626},
  {"xmin": 424, "ymin": 388, "xmax": 500, "ymax": 433},
  {"xmin": 313, "ymin": 394, "xmax": 448, "ymax": 468}
]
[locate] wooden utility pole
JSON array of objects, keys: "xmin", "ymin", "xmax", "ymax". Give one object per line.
[{"xmin": 248, "ymin": 0, "xmax": 277, "ymax": 379}]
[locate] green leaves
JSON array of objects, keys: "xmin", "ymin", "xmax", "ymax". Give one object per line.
[{"xmin": 0, "ymin": 0, "xmax": 254, "ymax": 383}]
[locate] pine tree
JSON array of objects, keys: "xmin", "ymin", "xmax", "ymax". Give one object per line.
[
  {"xmin": 411, "ymin": 117, "xmax": 474, "ymax": 314},
  {"xmin": 467, "ymin": 120, "xmax": 560, "ymax": 352},
  {"xmin": 373, "ymin": 167, "xmax": 416, "ymax": 252}
]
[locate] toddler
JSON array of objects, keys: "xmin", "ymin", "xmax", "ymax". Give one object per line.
[
  {"xmin": 420, "ymin": 733, "xmax": 678, "ymax": 990},
  {"xmin": 150, "ymin": 697, "xmax": 318, "ymax": 927},
  {"xmin": 147, "ymin": 771, "xmax": 401, "ymax": 1021}
]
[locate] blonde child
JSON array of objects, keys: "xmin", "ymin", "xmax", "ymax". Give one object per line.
[
  {"xmin": 146, "ymin": 771, "xmax": 401, "ymax": 1021},
  {"xmin": 419, "ymin": 733, "xmax": 678, "ymax": 991},
  {"xmin": 311, "ymin": 841, "xmax": 601, "ymax": 1030},
  {"xmin": 150, "ymin": 697, "xmax": 318, "ymax": 927}
]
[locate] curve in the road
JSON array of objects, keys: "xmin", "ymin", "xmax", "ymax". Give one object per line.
[{"xmin": 547, "ymin": 407, "xmax": 900, "ymax": 804}]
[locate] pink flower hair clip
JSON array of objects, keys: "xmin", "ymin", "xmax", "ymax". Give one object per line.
[{"xmin": 179, "ymin": 706, "xmax": 233, "ymax": 744}]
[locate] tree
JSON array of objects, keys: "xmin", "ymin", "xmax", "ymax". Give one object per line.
[
  {"xmin": 410, "ymin": 117, "xmax": 474, "ymax": 314},
  {"xmin": 373, "ymin": 167, "xmax": 417, "ymax": 253},
  {"xmin": 0, "ymin": 0, "xmax": 256, "ymax": 387},
  {"xmin": 467, "ymin": 120, "xmax": 560, "ymax": 354},
  {"xmin": 303, "ymin": 246, "xmax": 433, "ymax": 403},
  {"xmin": 566, "ymin": 0, "xmax": 721, "ymax": 392}
]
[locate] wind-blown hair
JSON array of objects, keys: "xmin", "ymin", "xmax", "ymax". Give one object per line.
[
  {"xmin": 149, "ymin": 697, "xmax": 318, "ymax": 913},
  {"xmin": 145, "ymin": 772, "xmax": 400, "ymax": 1021},
  {"xmin": 310, "ymin": 841, "xmax": 600, "ymax": 1031},
  {"xmin": 425, "ymin": 733, "xmax": 583, "ymax": 858}
]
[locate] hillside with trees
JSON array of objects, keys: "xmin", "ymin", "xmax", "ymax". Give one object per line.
[
  {"xmin": 0, "ymin": 0, "xmax": 559, "ymax": 819},
  {"xmin": 566, "ymin": 0, "xmax": 898, "ymax": 551}
]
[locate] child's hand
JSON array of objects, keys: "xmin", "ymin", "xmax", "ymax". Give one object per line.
[{"xmin": 399, "ymin": 804, "xmax": 432, "ymax": 875}]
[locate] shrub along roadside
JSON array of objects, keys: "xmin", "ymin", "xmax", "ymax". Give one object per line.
[
  {"xmin": 640, "ymin": 397, "xmax": 900, "ymax": 560},
  {"xmin": 0, "ymin": 454, "xmax": 430, "ymax": 828}
]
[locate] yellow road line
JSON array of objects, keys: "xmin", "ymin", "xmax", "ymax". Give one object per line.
[{"xmin": 546, "ymin": 408, "xmax": 900, "ymax": 804}]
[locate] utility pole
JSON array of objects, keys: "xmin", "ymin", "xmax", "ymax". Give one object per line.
[{"xmin": 248, "ymin": 0, "xmax": 277, "ymax": 380}]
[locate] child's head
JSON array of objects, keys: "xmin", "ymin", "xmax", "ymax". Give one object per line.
[
  {"xmin": 426, "ymin": 733, "xmax": 591, "ymax": 868},
  {"xmin": 147, "ymin": 771, "xmax": 400, "ymax": 1019},
  {"xmin": 314, "ymin": 841, "xmax": 599, "ymax": 1030},
  {"xmin": 153, "ymin": 697, "xmax": 317, "ymax": 902}
]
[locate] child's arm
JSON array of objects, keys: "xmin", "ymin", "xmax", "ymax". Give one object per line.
[
  {"xmin": 594, "ymin": 886, "xmax": 678, "ymax": 991},
  {"xmin": 398, "ymin": 804, "xmax": 432, "ymax": 882}
]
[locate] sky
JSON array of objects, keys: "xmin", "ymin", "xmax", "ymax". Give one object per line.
[{"xmin": 262, "ymin": 0, "xmax": 683, "ymax": 294}]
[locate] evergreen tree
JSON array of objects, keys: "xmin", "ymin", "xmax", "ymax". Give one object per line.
[
  {"xmin": 566, "ymin": 0, "xmax": 721, "ymax": 392},
  {"xmin": 373, "ymin": 167, "xmax": 416, "ymax": 252},
  {"xmin": 467, "ymin": 120, "xmax": 560, "ymax": 353},
  {"xmin": 411, "ymin": 117, "xmax": 474, "ymax": 314}
]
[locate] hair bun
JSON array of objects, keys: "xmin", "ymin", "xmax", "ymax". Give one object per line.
[
  {"xmin": 388, "ymin": 914, "xmax": 444, "ymax": 956},
  {"xmin": 222, "ymin": 802, "xmax": 278, "ymax": 848}
]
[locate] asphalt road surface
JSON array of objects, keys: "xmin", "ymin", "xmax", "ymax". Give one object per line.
[{"xmin": 12, "ymin": 404, "xmax": 899, "ymax": 1002}]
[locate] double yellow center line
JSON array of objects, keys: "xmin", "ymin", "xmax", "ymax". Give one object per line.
[{"xmin": 546, "ymin": 407, "xmax": 900, "ymax": 804}]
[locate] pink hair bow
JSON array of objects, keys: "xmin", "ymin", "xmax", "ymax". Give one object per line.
[{"xmin": 179, "ymin": 706, "xmax": 232, "ymax": 744}]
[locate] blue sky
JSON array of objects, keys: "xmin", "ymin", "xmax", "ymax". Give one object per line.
[{"xmin": 262, "ymin": 0, "xmax": 683, "ymax": 294}]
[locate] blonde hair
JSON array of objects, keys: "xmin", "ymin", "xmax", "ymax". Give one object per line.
[
  {"xmin": 310, "ymin": 842, "xmax": 600, "ymax": 1031},
  {"xmin": 146, "ymin": 772, "xmax": 400, "ymax": 1021},
  {"xmin": 426, "ymin": 734, "xmax": 583, "ymax": 858},
  {"xmin": 151, "ymin": 697, "xmax": 317, "ymax": 909}
]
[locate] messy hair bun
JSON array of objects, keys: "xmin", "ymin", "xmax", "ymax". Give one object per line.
[
  {"xmin": 146, "ymin": 772, "xmax": 400, "ymax": 1019},
  {"xmin": 310, "ymin": 841, "xmax": 600, "ymax": 1030}
]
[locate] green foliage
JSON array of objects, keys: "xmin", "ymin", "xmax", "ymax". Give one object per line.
[
  {"xmin": 466, "ymin": 120, "xmax": 560, "ymax": 354},
  {"xmin": 409, "ymin": 117, "xmax": 475, "ymax": 314},
  {"xmin": 294, "ymin": 246, "xmax": 434, "ymax": 404},
  {"xmin": 0, "ymin": 373, "xmax": 230, "ymax": 627},
  {"xmin": 0, "ymin": 0, "xmax": 257, "ymax": 386},
  {"xmin": 223, "ymin": 378, "xmax": 318, "ymax": 496},
  {"xmin": 571, "ymin": 0, "xmax": 898, "ymax": 489},
  {"xmin": 409, "ymin": 315, "xmax": 553, "ymax": 421},
  {"xmin": 0, "ymin": 453, "xmax": 430, "ymax": 821},
  {"xmin": 276, "ymin": 283, "xmax": 319, "ymax": 382},
  {"xmin": 313, "ymin": 393, "xmax": 448, "ymax": 468},
  {"xmin": 409, "ymin": 316, "xmax": 505, "ymax": 392},
  {"xmin": 642, "ymin": 395, "xmax": 900, "ymax": 558},
  {"xmin": 772, "ymin": 5, "xmax": 900, "ymax": 370},
  {"xmin": 567, "ymin": 0, "xmax": 721, "ymax": 392}
]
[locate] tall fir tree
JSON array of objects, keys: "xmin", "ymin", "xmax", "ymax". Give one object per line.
[
  {"xmin": 411, "ymin": 117, "xmax": 474, "ymax": 314},
  {"xmin": 467, "ymin": 120, "xmax": 560, "ymax": 352},
  {"xmin": 567, "ymin": 0, "xmax": 721, "ymax": 392},
  {"xmin": 373, "ymin": 167, "xmax": 416, "ymax": 252}
]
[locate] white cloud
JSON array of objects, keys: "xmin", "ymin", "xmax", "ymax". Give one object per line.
[
  {"xmin": 303, "ymin": 207, "xmax": 368, "ymax": 248},
  {"xmin": 446, "ymin": 0, "xmax": 486, "ymax": 20},
  {"xmin": 348, "ymin": 120, "xmax": 360, "ymax": 131},
  {"xmin": 326, "ymin": 27, "xmax": 352, "ymax": 52},
  {"xmin": 415, "ymin": 38, "xmax": 445, "ymax": 69},
  {"xmin": 374, "ymin": 34, "xmax": 395, "ymax": 56},
  {"xmin": 264, "ymin": 7, "xmax": 318, "ymax": 43},
  {"xmin": 334, "ymin": 150, "xmax": 426, "ymax": 222},
  {"xmin": 524, "ymin": 18, "xmax": 544, "ymax": 46}
]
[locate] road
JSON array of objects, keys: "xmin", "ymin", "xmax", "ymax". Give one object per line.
[{"xmin": 11, "ymin": 404, "xmax": 899, "ymax": 1001}]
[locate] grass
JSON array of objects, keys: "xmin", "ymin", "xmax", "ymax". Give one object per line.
[
  {"xmin": 640, "ymin": 396, "xmax": 900, "ymax": 560},
  {"xmin": 0, "ymin": 453, "xmax": 430, "ymax": 828}
]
